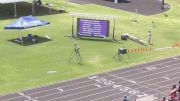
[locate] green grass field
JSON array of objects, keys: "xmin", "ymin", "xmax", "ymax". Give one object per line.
[{"xmin": 0, "ymin": 0, "xmax": 180, "ymax": 95}]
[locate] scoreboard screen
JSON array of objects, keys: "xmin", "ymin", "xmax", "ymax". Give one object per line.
[{"xmin": 77, "ymin": 18, "xmax": 110, "ymax": 38}]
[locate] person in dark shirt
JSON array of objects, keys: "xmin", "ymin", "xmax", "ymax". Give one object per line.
[{"xmin": 122, "ymin": 96, "xmax": 129, "ymax": 101}]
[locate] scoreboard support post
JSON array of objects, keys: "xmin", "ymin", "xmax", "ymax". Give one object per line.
[
  {"xmin": 71, "ymin": 16, "xmax": 75, "ymax": 38},
  {"xmin": 112, "ymin": 18, "xmax": 116, "ymax": 41}
]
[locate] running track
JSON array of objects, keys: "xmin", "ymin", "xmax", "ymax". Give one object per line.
[{"xmin": 0, "ymin": 55, "xmax": 180, "ymax": 101}]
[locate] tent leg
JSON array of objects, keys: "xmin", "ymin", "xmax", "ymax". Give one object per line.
[
  {"xmin": 20, "ymin": 32, "xmax": 23, "ymax": 46},
  {"xmin": 14, "ymin": 3, "xmax": 17, "ymax": 17}
]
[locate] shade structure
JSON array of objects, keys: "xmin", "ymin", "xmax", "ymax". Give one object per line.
[
  {"xmin": 4, "ymin": 15, "xmax": 50, "ymax": 45},
  {"xmin": 4, "ymin": 15, "xmax": 50, "ymax": 29},
  {"xmin": 0, "ymin": 0, "xmax": 28, "ymax": 4}
]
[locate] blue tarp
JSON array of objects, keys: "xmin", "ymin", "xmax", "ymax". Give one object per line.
[{"xmin": 4, "ymin": 15, "xmax": 50, "ymax": 29}]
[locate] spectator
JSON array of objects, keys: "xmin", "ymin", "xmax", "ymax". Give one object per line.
[
  {"xmin": 122, "ymin": 96, "xmax": 129, "ymax": 101},
  {"xmin": 178, "ymin": 81, "xmax": 180, "ymax": 101},
  {"xmin": 169, "ymin": 84, "xmax": 177, "ymax": 101},
  {"xmin": 147, "ymin": 31, "xmax": 152, "ymax": 45},
  {"xmin": 161, "ymin": 96, "xmax": 166, "ymax": 101}
]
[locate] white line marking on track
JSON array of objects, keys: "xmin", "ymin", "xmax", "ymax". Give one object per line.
[
  {"xmin": 18, "ymin": 93, "xmax": 38, "ymax": 101},
  {"xmin": 93, "ymin": 84, "xmax": 102, "ymax": 88},
  {"xmin": 56, "ymin": 88, "xmax": 64, "ymax": 92},
  {"xmin": 1, "ymin": 56, "xmax": 179, "ymax": 100},
  {"xmin": 2, "ymin": 58, "xmax": 179, "ymax": 101},
  {"xmin": 68, "ymin": 70, "xmax": 180, "ymax": 101},
  {"xmin": 162, "ymin": 77, "xmax": 170, "ymax": 80},
  {"xmin": 30, "ymin": 62, "xmax": 180, "ymax": 101}
]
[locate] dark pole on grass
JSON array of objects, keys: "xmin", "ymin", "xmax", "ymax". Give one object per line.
[
  {"xmin": 162, "ymin": 0, "xmax": 165, "ymax": 10},
  {"xmin": 112, "ymin": 18, "xmax": 116, "ymax": 39},
  {"xmin": 32, "ymin": 1, "xmax": 35, "ymax": 15},
  {"xmin": 71, "ymin": 16, "xmax": 75, "ymax": 37},
  {"xmin": 14, "ymin": 3, "xmax": 17, "ymax": 17}
]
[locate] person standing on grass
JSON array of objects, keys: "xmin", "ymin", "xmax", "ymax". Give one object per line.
[{"xmin": 147, "ymin": 31, "xmax": 152, "ymax": 45}]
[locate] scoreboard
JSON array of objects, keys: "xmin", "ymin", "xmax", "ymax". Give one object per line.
[{"xmin": 77, "ymin": 18, "xmax": 110, "ymax": 38}]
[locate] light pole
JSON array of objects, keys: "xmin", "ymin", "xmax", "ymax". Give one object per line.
[{"xmin": 114, "ymin": 0, "xmax": 118, "ymax": 3}]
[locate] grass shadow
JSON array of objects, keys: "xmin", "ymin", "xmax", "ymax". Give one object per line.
[
  {"xmin": 0, "ymin": 2, "xmax": 60, "ymax": 20},
  {"xmin": 8, "ymin": 36, "xmax": 52, "ymax": 46}
]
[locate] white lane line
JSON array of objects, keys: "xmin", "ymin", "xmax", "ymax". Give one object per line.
[
  {"xmin": 18, "ymin": 93, "xmax": 38, "ymax": 101},
  {"xmin": 33, "ymin": 84, "xmax": 96, "ymax": 99},
  {"xmin": 56, "ymin": 88, "xmax": 64, "ymax": 92},
  {"xmin": 67, "ymin": 71, "xmax": 180, "ymax": 101},
  {"xmin": 2, "ymin": 59, "xmax": 180, "ymax": 101},
  {"xmin": 49, "ymin": 71, "xmax": 180, "ymax": 101},
  {"xmin": 0, "ymin": 57, "xmax": 178, "ymax": 100},
  {"xmin": 33, "ymin": 63, "xmax": 180, "ymax": 100},
  {"xmin": 110, "ymin": 59, "xmax": 179, "ymax": 77},
  {"xmin": 173, "ymin": 57, "xmax": 180, "ymax": 60},
  {"xmin": 137, "ymin": 71, "xmax": 180, "ymax": 83},
  {"xmin": 105, "ymin": 72, "xmax": 164, "ymax": 94},
  {"xmin": 92, "ymin": 77, "xmax": 180, "ymax": 101},
  {"xmin": 136, "ymin": 63, "xmax": 180, "ymax": 82},
  {"xmin": 128, "ymin": 63, "xmax": 180, "ymax": 81},
  {"xmin": 1, "ymin": 59, "xmax": 176, "ymax": 99},
  {"xmin": 1, "ymin": 80, "xmax": 96, "ymax": 101},
  {"xmin": 24, "ymin": 61, "xmax": 180, "ymax": 100},
  {"xmin": 162, "ymin": 77, "xmax": 171, "ymax": 80},
  {"xmin": 32, "ymin": 62, "xmax": 180, "ymax": 101},
  {"xmin": 93, "ymin": 84, "xmax": 102, "ymax": 88}
]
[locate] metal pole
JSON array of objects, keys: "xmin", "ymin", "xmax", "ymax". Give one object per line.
[
  {"xmin": 114, "ymin": 0, "xmax": 118, "ymax": 3},
  {"xmin": 71, "ymin": 16, "xmax": 75, "ymax": 37},
  {"xmin": 14, "ymin": 3, "xmax": 17, "ymax": 17},
  {"xmin": 32, "ymin": 1, "xmax": 35, "ymax": 15},
  {"xmin": 112, "ymin": 18, "xmax": 116, "ymax": 39}
]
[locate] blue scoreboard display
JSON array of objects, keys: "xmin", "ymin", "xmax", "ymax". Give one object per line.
[{"xmin": 77, "ymin": 18, "xmax": 110, "ymax": 38}]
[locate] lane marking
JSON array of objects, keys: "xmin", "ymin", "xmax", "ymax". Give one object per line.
[
  {"xmin": 162, "ymin": 76, "xmax": 171, "ymax": 80},
  {"xmin": 68, "ymin": 74, "xmax": 180, "ymax": 101},
  {"xmin": 146, "ymin": 67, "xmax": 157, "ymax": 71},
  {"xmin": 173, "ymin": 57, "xmax": 180, "ymax": 60},
  {"xmin": 2, "ymin": 58, "xmax": 179, "ymax": 101},
  {"xmin": 93, "ymin": 78, "xmax": 179, "ymax": 101},
  {"xmin": 93, "ymin": 84, "xmax": 102, "ymax": 88},
  {"xmin": 28, "ymin": 63, "xmax": 180, "ymax": 101},
  {"xmin": 18, "ymin": 93, "xmax": 38, "ymax": 101},
  {"xmin": 2, "ymin": 58, "xmax": 180, "ymax": 101},
  {"xmin": 56, "ymin": 88, "xmax": 64, "ymax": 92},
  {"xmin": 32, "ymin": 63, "xmax": 180, "ymax": 100}
]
